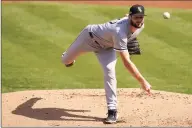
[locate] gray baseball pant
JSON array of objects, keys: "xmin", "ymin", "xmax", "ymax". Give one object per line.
[{"xmin": 61, "ymin": 25, "xmax": 117, "ymax": 110}]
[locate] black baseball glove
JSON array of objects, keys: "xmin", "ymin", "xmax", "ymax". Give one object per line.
[{"xmin": 127, "ymin": 38, "xmax": 141, "ymax": 55}]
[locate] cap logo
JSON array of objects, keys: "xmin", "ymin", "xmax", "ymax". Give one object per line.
[{"xmin": 138, "ymin": 7, "xmax": 142, "ymax": 12}]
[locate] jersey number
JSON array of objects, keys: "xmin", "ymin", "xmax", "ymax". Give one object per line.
[{"xmin": 109, "ymin": 18, "xmax": 120, "ymax": 24}]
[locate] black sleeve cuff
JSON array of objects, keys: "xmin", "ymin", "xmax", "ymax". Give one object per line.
[{"xmin": 113, "ymin": 48, "xmax": 128, "ymax": 51}]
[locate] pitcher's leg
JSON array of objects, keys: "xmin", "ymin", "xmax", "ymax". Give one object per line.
[
  {"xmin": 61, "ymin": 26, "xmax": 96, "ymax": 66},
  {"xmin": 61, "ymin": 29, "xmax": 86, "ymax": 65},
  {"xmin": 95, "ymin": 49, "xmax": 117, "ymax": 110}
]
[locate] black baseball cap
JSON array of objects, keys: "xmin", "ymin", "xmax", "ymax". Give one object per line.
[{"xmin": 129, "ymin": 4, "xmax": 147, "ymax": 16}]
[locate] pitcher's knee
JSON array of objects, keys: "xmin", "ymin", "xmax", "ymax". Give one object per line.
[
  {"xmin": 104, "ymin": 69, "xmax": 116, "ymax": 81},
  {"xmin": 61, "ymin": 56, "xmax": 67, "ymax": 64},
  {"xmin": 61, "ymin": 52, "xmax": 75, "ymax": 67},
  {"xmin": 61, "ymin": 52, "xmax": 69, "ymax": 64}
]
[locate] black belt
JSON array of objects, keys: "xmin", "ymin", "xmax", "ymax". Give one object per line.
[
  {"xmin": 89, "ymin": 32, "xmax": 94, "ymax": 38},
  {"xmin": 89, "ymin": 32, "xmax": 100, "ymax": 44}
]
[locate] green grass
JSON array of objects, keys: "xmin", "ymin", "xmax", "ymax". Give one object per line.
[{"xmin": 2, "ymin": 2, "xmax": 192, "ymax": 94}]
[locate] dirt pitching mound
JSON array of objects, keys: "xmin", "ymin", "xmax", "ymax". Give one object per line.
[{"xmin": 2, "ymin": 88, "xmax": 192, "ymax": 127}]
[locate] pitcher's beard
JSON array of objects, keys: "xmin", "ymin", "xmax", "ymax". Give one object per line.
[{"xmin": 130, "ymin": 20, "xmax": 143, "ymax": 28}]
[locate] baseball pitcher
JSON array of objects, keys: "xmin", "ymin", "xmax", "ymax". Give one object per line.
[{"xmin": 61, "ymin": 4, "xmax": 151, "ymax": 124}]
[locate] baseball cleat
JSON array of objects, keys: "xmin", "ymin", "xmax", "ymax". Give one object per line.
[
  {"xmin": 62, "ymin": 52, "xmax": 75, "ymax": 67},
  {"xmin": 104, "ymin": 109, "xmax": 118, "ymax": 124},
  {"xmin": 65, "ymin": 60, "xmax": 75, "ymax": 67}
]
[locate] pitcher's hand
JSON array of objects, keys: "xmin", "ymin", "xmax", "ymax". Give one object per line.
[{"xmin": 140, "ymin": 80, "xmax": 151, "ymax": 95}]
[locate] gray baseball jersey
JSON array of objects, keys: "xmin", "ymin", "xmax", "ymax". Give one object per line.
[
  {"xmin": 62, "ymin": 16, "xmax": 144, "ymax": 110},
  {"xmin": 88, "ymin": 16, "xmax": 144, "ymax": 51}
]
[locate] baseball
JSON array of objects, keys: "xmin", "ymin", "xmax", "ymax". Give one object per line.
[{"xmin": 163, "ymin": 12, "xmax": 170, "ymax": 19}]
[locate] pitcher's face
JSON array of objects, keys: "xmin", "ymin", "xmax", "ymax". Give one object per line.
[{"xmin": 130, "ymin": 15, "xmax": 144, "ymax": 28}]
